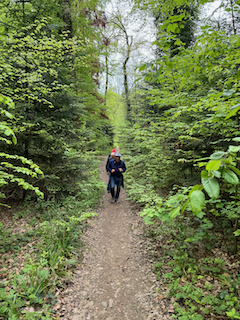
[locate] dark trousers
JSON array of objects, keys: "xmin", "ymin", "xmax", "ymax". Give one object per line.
[
  {"xmin": 107, "ymin": 173, "xmax": 111, "ymax": 191},
  {"xmin": 110, "ymin": 175, "xmax": 122, "ymax": 200}
]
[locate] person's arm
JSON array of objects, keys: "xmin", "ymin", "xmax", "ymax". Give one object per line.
[
  {"xmin": 122, "ymin": 161, "xmax": 126, "ymax": 173},
  {"xmin": 107, "ymin": 159, "xmax": 112, "ymax": 172},
  {"xmin": 118, "ymin": 161, "xmax": 126, "ymax": 173},
  {"xmin": 108, "ymin": 160, "xmax": 115, "ymax": 173},
  {"xmin": 106, "ymin": 155, "xmax": 110, "ymax": 171}
]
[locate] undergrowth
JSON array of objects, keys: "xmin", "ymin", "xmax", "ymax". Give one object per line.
[
  {"xmin": 0, "ymin": 157, "xmax": 105, "ymax": 319},
  {"xmin": 124, "ymin": 159, "xmax": 240, "ymax": 320}
]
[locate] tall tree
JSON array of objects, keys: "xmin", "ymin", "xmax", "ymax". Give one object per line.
[
  {"xmin": 106, "ymin": 1, "xmax": 152, "ymax": 120},
  {"xmin": 61, "ymin": 0, "xmax": 73, "ymax": 37},
  {"xmin": 0, "ymin": 0, "xmax": 113, "ymax": 200},
  {"xmin": 110, "ymin": 13, "xmax": 133, "ymax": 115},
  {"xmin": 133, "ymin": 0, "xmax": 199, "ymax": 57}
]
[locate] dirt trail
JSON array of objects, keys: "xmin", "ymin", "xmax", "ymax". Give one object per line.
[{"xmin": 57, "ymin": 157, "xmax": 172, "ymax": 320}]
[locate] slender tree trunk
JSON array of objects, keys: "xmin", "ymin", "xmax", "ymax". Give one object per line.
[
  {"xmin": 61, "ymin": 0, "xmax": 73, "ymax": 37},
  {"xmin": 22, "ymin": 0, "xmax": 26, "ymax": 25},
  {"xmin": 234, "ymin": 218, "xmax": 238, "ymax": 254},
  {"xmin": 105, "ymin": 54, "xmax": 109, "ymax": 105},
  {"xmin": 60, "ymin": 0, "xmax": 77, "ymax": 88},
  {"xmin": 230, "ymin": 0, "xmax": 237, "ymax": 35},
  {"xmin": 123, "ymin": 56, "xmax": 130, "ymax": 117},
  {"xmin": 111, "ymin": 16, "xmax": 132, "ymax": 119}
]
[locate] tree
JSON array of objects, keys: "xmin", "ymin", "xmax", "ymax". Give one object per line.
[
  {"xmin": 207, "ymin": 0, "xmax": 240, "ymax": 35},
  {"xmin": 0, "ymin": 94, "xmax": 44, "ymax": 203},
  {"xmin": 106, "ymin": 1, "xmax": 153, "ymax": 120},
  {"xmin": 133, "ymin": 0, "xmax": 199, "ymax": 57},
  {"xmin": 0, "ymin": 0, "xmax": 113, "ymax": 200},
  {"xmin": 110, "ymin": 13, "xmax": 133, "ymax": 115}
]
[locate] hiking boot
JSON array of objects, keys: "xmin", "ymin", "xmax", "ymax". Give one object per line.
[
  {"xmin": 116, "ymin": 199, "xmax": 120, "ymax": 203},
  {"xmin": 111, "ymin": 198, "xmax": 115, "ymax": 203}
]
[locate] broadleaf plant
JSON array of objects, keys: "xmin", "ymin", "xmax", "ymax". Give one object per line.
[{"xmin": 0, "ymin": 94, "xmax": 44, "ymax": 204}]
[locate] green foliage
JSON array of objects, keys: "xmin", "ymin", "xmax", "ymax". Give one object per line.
[
  {"xmin": 0, "ymin": 156, "xmax": 103, "ymax": 318},
  {"xmin": 119, "ymin": 5, "xmax": 240, "ymax": 319},
  {"xmin": 105, "ymin": 89, "xmax": 126, "ymax": 145},
  {"xmin": 0, "ymin": 18, "xmax": 112, "ymax": 201},
  {"xmin": 0, "ymin": 94, "xmax": 44, "ymax": 204},
  {"xmin": 178, "ymin": 146, "xmax": 240, "ymax": 249},
  {"xmin": 143, "ymin": 216, "xmax": 240, "ymax": 319},
  {"xmin": 0, "ymin": 0, "xmax": 113, "ymax": 202}
]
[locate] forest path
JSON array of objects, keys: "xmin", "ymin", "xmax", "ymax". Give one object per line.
[{"xmin": 57, "ymin": 157, "xmax": 171, "ymax": 320}]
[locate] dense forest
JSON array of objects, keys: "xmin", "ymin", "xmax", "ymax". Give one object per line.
[{"xmin": 0, "ymin": 0, "xmax": 240, "ymax": 319}]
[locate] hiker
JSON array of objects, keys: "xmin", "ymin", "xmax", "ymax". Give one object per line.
[
  {"xmin": 107, "ymin": 153, "xmax": 126, "ymax": 203},
  {"xmin": 106, "ymin": 149, "xmax": 116, "ymax": 193}
]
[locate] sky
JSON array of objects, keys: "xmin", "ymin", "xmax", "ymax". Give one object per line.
[
  {"xmin": 99, "ymin": 0, "xmax": 157, "ymax": 95},
  {"xmin": 99, "ymin": 0, "xmax": 224, "ymax": 95}
]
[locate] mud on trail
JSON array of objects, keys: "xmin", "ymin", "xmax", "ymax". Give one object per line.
[{"xmin": 56, "ymin": 157, "xmax": 173, "ymax": 320}]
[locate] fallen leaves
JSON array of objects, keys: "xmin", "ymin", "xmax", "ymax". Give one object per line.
[{"xmin": 155, "ymin": 294, "xmax": 163, "ymax": 301}]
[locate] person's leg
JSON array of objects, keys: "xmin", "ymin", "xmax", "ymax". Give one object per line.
[
  {"xmin": 110, "ymin": 176, "xmax": 115, "ymax": 200},
  {"xmin": 115, "ymin": 176, "xmax": 122, "ymax": 201},
  {"xmin": 107, "ymin": 173, "xmax": 111, "ymax": 192}
]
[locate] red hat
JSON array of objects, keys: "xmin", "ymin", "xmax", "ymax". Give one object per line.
[{"xmin": 112, "ymin": 149, "xmax": 116, "ymax": 153}]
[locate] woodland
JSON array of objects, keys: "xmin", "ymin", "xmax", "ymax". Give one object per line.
[{"xmin": 0, "ymin": 0, "xmax": 240, "ymax": 319}]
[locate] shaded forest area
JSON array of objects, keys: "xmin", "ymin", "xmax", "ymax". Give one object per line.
[
  {"xmin": 119, "ymin": 0, "xmax": 240, "ymax": 319},
  {"xmin": 0, "ymin": 0, "xmax": 113, "ymax": 319},
  {"xmin": 1, "ymin": 0, "xmax": 240, "ymax": 319}
]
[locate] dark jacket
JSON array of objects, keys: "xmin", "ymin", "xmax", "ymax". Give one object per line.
[
  {"xmin": 107, "ymin": 159, "xmax": 126, "ymax": 177},
  {"xmin": 106, "ymin": 154, "xmax": 112, "ymax": 172}
]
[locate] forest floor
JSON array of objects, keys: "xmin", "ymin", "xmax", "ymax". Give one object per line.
[{"xmin": 55, "ymin": 157, "xmax": 174, "ymax": 320}]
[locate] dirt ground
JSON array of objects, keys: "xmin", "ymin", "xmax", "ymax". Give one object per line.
[{"xmin": 56, "ymin": 157, "xmax": 173, "ymax": 320}]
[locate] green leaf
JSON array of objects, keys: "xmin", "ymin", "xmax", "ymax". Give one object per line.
[
  {"xmin": 196, "ymin": 211, "xmax": 205, "ymax": 218},
  {"xmin": 181, "ymin": 199, "xmax": 190, "ymax": 215},
  {"xmin": 221, "ymin": 168, "xmax": 239, "ymax": 185},
  {"xmin": 223, "ymin": 89, "xmax": 235, "ymax": 97},
  {"xmin": 201, "ymin": 171, "xmax": 220, "ymax": 200},
  {"xmin": 228, "ymin": 145, "xmax": 240, "ymax": 153},
  {"xmin": 206, "ymin": 160, "xmax": 221, "ymax": 171},
  {"xmin": 139, "ymin": 64, "xmax": 146, "ymax": 71},
  {"xmin": 4, "ymin": 128, "xmax": 12, "ymax": 136},
  {"xmin": 232, "ymin": 137, "xmax": 240, "ymax": 142},
  {"xmin": 166, "ymin": 23, "xmax": 179, "ymax": 33},
  {"xmin": 226, "ymin": 308, "xmax": 237, "ymax": 318},
  {"xmin": 4, "ymin": 111, "xmax": 14, "ymax": 119},
  {"xmin": 234, "ymin": 229, "xmax": 240, "ymax": 236},
  {"xmin": 0, "ymin": 94, "xmax": 15, "ymax": 108},
  {"xmin": 169, "ymin": 206, "xmax": 181, "ymax": 220},
  {"xmin": 188, "ymin": 184, "xmax": 202, "ymax": 196},
  {"xmin": 230, "ymin": 103, "xmax": 240, "ymax": 110},
  {"xmin": 212, "ymin": 170, "xmax": 221, "ymax": 178},
  {"xmin": 198, "ymin": 162, "xmax": 207, "ymax": 167},
  {"xmin": 12, "ymin": 134, "xmax": 17, "ymax": 145},
  {"xmin": 225, "ymin": 104, "xmax": 240, "ymax": 120},
  {"xmin": 210, "ymin": 151, "xmax": 226, "ymax": 160},
  {"xmin": 190, "ymin": 190, "xmax": 205, "ymax": 215},
  {"xmin": 228, "ymin": 165, "xmax": 240, "ymax": 176}
]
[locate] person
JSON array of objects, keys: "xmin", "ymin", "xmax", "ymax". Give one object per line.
[
  {"xmin": 107, "ymin": 153, "xmax": 126, "ymax": 203},
  {"xmin": 106, "ymin": 149, "xmax": 116, "ymax": 193}
]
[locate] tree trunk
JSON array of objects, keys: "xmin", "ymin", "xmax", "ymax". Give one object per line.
[
  {"xmin": 123, "ymin": 56, "xmax": 131, "ymax": 118},
  {"xmin": 230, "ymin": 0, "xmax": 237, "ymax": 35},
  {"xmin": 22, "ymin": 0, "xmax": 26, "ymax": 25},
  {"xmin": 234, "ymin": 218, "xmax": 238, "ymax": 254},
  {"xmin": 61, "ymin": 0, "xmax": 73, "ymax": 37},
  {"xmin": 105, "ymin": 54, "xmax": 109, "ymax": 105}
]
